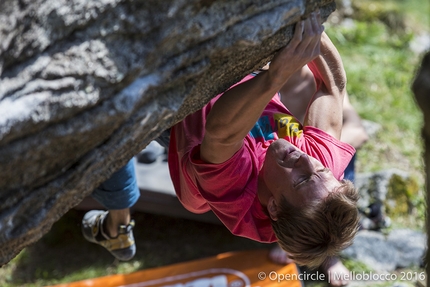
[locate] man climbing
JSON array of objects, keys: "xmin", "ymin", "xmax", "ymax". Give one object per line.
[
  {"xmin": 169, "ymin": 9, "xmax": 359, "ymax": 270},
  {"xmin": 82, "ymin": 10, "xmax": 359, "ymax": 286}
]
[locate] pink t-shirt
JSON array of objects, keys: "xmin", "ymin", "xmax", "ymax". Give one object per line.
[{"xmin": 168, "ymin": 75, "xmax": 355, "ymax": 243}]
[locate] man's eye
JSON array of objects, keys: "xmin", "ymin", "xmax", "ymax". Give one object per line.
[
  {"xmin": 297, "ymin": 176, "xmax": 310, "ymax": 186},
  {"xmin": 294, "ymin": 175, "xmax": 311, "ymax": 188}
]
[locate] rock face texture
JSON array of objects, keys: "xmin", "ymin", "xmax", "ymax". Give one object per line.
[
  {"xmin": 412, "ymin": 51, "xmax": 430, "ymax": 287},
  {"xmin": 0, "ymin": 0, "xmax": 335, "ymax": 265},
  {"xmin": 341, "ymin": 229, "xmax": 426, "ymax": 272}
]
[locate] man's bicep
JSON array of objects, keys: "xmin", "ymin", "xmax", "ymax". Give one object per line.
[
  {"xmin": 200, "ymin": 134, "xmax": 243, "ymax": 164},
  {"xmin": 304, "ymin": 88, "xmax": 344, "ymax": 140}
]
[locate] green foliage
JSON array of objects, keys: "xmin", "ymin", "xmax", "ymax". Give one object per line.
[
  {"xmin": 352, "ymin": 1, "xmax": 406, "ymax": 32},
  {"xmin": 385, "ymin": 174, "xmax": 420, "ymax": 216},
  {"xmin": 342, "ymin": 257, "xmax": 374, "ymax": 273},
  {"xmin": 364, "ymin": 0, "xmax": 430, "ymax": 33}
]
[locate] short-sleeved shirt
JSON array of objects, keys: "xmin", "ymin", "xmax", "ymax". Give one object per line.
[{"xmin": 168, "ymin": 74, "xmax": 355, "ymax": 243}]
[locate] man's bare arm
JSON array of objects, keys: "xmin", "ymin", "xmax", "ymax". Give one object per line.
[
  {"xmin": 341, "ymin": 92, "xmax": 369, "ymax": 148},
  {"xmin": 201, "ymin": 12, "xmax": 324, "ymax": 164},
  {"xmin": 304, "ymin": 32, "xmax": 346, "ymax": 140}
]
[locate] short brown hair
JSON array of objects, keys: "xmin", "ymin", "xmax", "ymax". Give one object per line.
[{"xmin": 271, "ymin": 180, "xmax": 359, "ymax": 269}]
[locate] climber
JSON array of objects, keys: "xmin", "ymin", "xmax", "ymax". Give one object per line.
[
  {"xmin": 81, "ymin": 11, "xmax": 360, "ymax": 286},
  {"xmin": 168, "ymin": 9, "xmax": 359, "ymax": 270}
]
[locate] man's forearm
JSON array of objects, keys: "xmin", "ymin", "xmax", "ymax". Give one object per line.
[
  {"xmin": 302, "ymin": 32, "xmax": 345, "ymax": 140},
  {"xmin": 308, "ymin": 32, "xmax": 346, "ymax": 96}
]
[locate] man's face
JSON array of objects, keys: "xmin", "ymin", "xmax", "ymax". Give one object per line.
[{"xmin": 261, "ymin": 139, "xmax": 341, "ymax": 209}]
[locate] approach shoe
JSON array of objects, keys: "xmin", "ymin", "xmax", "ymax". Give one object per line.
[{"xmin": 81, "ymin": 210, "xmax": 136, "ymax": 261}]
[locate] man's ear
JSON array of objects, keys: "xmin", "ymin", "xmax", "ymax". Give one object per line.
[{"xmin": 267, "ymin": 197, "xmax": 278, "ymax": 221}]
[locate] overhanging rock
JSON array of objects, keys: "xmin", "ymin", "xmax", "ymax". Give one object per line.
[
  {"xmin": 412, "ymin": 50, "xmax": 430, "ymax": 287},
  {"xmin": 0, "ymin": 0, "xmax": 335, "ymax": 265}
]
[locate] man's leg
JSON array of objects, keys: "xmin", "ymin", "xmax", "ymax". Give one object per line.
[
  {"xmin": 103, "ymin": 208, "xmax": 131, "ymax": 238},
  {"xmin": 82, "ymin": 159, "xmax": 140, "ymax": 261}
]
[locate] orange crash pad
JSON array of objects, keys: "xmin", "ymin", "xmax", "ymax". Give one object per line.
[{"xmin": 48, "ymin": 249, "xmax": 303, "ymax": 287}]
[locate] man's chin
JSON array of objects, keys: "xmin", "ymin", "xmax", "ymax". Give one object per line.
[
  {"xmin": 269, "ymin": 139, "xmax": 297, "ymax": 160},
  {"xmin": 272, "ymin": 138, "xmax": 290, "ymax": 147},
  {"xmin": 273, "ymin": 138, "xmax": 298, "ymax": 152}
]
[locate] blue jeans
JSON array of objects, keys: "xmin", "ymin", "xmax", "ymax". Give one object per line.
[
  {"xmin": 344, "ymin": 154, "xmax": 356, "ymax": 183},
  {"xmin": 91, "ymin": 159, "xmax": 140, "ymax": 210},
  {"xmin": 91, "ymin": 129, "xmax": 171, "ymax": 210}
]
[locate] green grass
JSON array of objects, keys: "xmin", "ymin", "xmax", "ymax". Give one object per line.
[{"xmin": 385, "ymin": 0, "xmax": 430, "ymax": 32}]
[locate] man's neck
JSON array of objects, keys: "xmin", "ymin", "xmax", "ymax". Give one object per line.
[{"xmin": 257, "ymin": 173, "xmax": 270, "ymax": 208}]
